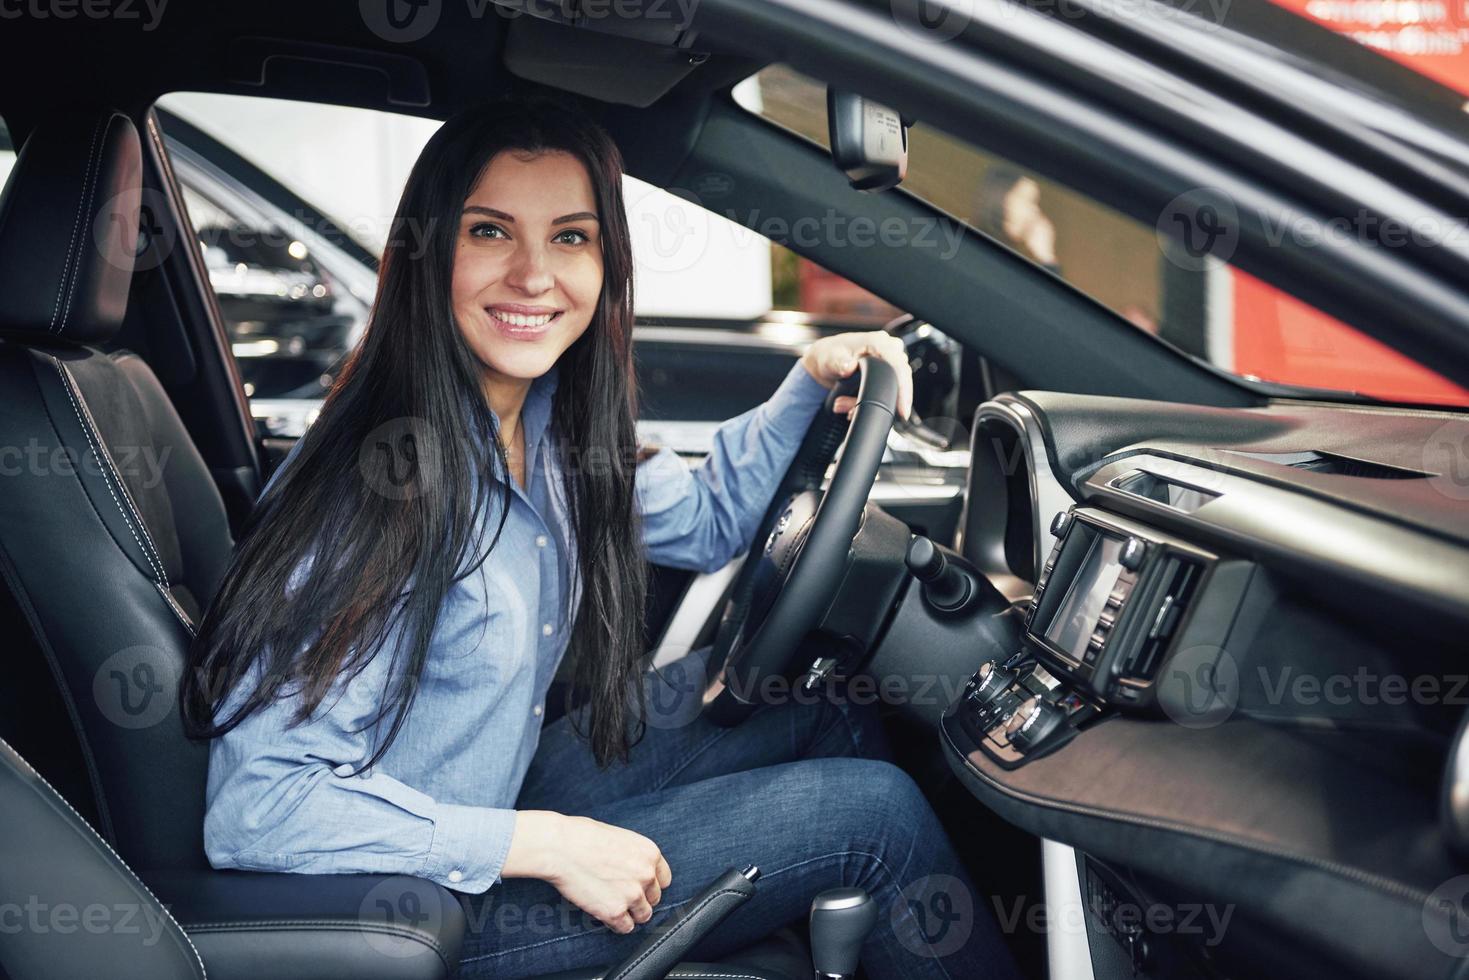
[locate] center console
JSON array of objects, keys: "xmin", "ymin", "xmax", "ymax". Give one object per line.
[{"xmin": 954, "ymin": 506, "xmax": 1247, "ymax": 768}]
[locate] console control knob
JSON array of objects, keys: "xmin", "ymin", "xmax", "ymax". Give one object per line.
[
  {"xmin": 1005, "ymin": 697, "xmax": 1066, "ymax": 753},
  {"xmin": 1119, "ymin": 537, "xmax": 1146, "ymax": 571},
  {"xmin": 969, "ymin": 661, "xmax": 1015, "ymax": 707},
  {"xmin": 1050, "ymin": 511, "xmax": 1072, "ymax": 538}
]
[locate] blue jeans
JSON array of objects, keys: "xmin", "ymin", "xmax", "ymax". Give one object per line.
[{"xmin": 451, "ymin": 647, "xmax": 1021, "ymax": 980}]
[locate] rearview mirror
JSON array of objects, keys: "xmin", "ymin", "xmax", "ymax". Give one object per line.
[{"xmin": 826, "ymin": 89, "xmax": 908, "ymax": 192}]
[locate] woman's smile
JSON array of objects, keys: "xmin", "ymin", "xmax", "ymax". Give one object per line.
[{"xmin": 485, "ymin": 304, "xmax": 565, "ymax": 340}]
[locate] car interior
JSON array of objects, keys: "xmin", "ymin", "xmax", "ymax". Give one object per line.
[{"xmin": 3, "ymin": 2, "xmax": 1469, "ymax": 979}]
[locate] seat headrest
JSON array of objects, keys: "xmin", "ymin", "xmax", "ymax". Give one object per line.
[{"xmin": 0, "ymin": 109, "xmax": 141, "ymax": 346}]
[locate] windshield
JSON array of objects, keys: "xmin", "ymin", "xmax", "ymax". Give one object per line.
[{"xmin": 735, "ymin": 63, "xmax": 1469, "ymax": 407}]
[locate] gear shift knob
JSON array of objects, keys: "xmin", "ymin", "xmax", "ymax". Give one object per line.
[{"xmin": 809, "ymin": 888, "xmax": 877, "ymax": 979}]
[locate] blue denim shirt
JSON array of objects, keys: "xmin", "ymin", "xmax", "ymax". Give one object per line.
[{"xmin": 203, "ymin": 359, "xmax": 828, "ymax": 894}]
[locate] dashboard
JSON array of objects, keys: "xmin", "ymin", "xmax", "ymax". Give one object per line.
[{"xmin": 929, "ymin": 390, "xmax": 1469, "ymax": 980}]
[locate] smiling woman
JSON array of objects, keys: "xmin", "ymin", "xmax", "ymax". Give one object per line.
[
  {"xmin": 451, "ymin": 150, "xmax": 606, "ymax": 458},
  {"xmin": 180, "ymin": 96, "xmax": 1004, "ymax": 980}
]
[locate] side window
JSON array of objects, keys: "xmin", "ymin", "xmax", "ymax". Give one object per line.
[
  {"xmin": 737, "ymin": 65, "xmax": 1469, "ymax": 407},
  {"xmin": 156, "ymin": 94, "xmax": 436, "ymax": 437}
]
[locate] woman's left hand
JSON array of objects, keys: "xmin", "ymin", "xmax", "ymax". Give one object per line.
[{"xmin": 801, "ymin": 330, "xmax": 914, "ymax": 421}]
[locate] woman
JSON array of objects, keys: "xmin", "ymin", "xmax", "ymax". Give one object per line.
[
  {"xmin": 974, "ymin": 165, "xmax": 1060, "ymax": 276},
  {"xmin": 182, "ymin": 98, "xmax": 1019, "ymax": 980}
]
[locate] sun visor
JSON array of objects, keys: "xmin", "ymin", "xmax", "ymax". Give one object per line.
[{"xmin": 502, "ymin": 8, "xmax": 706, "ymax": 107}]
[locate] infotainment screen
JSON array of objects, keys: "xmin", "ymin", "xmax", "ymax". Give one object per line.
[{"xmin": 1044, "ymin": 535, "xmax": 1126, "ymax": 661}]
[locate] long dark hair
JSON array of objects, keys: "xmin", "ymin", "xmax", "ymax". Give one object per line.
[{"xmin": 182, "ymin": 97, "xmax": 647, "ymax": 767}]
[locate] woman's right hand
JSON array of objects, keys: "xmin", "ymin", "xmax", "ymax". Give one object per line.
[{"xmin": 503, "ymin": 810, "xmax": 673, "ymax": 934}]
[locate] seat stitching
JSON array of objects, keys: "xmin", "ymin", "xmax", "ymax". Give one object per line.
[
  {"xmin": 182, "ymin": 921, "xmax": 449, "ymax": 969},
  {"xmin": 60, "ymin": 112, "xmax": 118, "ymax": 338},
  {"xmin": 51, "ymin": 114, "xmax": 106, "ymax": 335},
  {"xmin": 606, "ymin": 887, "xmax": 747, "ymax": 980},
  {"xmin": 59, "ymin": 358, "xmax": 169, "ymax": 583},
  {"xmin": 0, "ymin": 736, "xmax": 208, "ymax": 979},
  {"xmin": 155, "ymin": 581, "xmax": 196, "ymax": 636},
  {"xmin": 53, "ymin": 357, "xmax": 166, "ymax": 581},
  {"xmin": 458, "ymin": 881, "xmax": 769, "ymax": 963},
  {"xmin": 53, "ymin": 359, "xmax": 169, "ymax": 586}
]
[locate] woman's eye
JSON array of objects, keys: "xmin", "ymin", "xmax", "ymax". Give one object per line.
[
  {"xmin": 553, "ymin": 229, "xmax": 590, "ymax": 245},
  {"xmin": 468, "ymin": 222, "xmax": 508, "ymax": 240}
]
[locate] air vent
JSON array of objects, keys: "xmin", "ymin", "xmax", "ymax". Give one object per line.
[{"xmin": 1117, "ymin": 557, "xmax": 1201, "ymax": 682}]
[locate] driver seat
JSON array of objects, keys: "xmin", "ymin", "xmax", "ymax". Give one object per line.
[{"xmin": 0, "ymin": 107, "xmax": 806, "ymax": 979}]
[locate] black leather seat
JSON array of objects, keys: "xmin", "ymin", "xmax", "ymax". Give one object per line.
[{"xmin": 0, "ymin": 107, "xmax": 805, "ymax": 980}]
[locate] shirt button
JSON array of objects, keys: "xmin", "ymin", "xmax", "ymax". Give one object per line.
[
  {"xmin": 535, "ymin": 535, "xmax": 548, "ymax": 548},
  {"xmin": 533, "ymin": 704, "xmax": 543, "ymax": 717},
  {"xmin": 447, "ymin": 869, "xmax": 464, "ymax": 884},
  {"xmin": 542, "ymin": 623, "xmax": 553, "ymax": 636}
]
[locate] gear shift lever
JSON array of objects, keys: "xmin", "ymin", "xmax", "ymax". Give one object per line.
[{"xmin": 809, "ymin": 888, "xmax": 876, "ymax": 979}]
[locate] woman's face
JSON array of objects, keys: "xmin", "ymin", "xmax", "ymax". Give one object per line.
[
  {"xmin": 1001, "ymin": 176, "xmax": 1041, "ymax": 242},
  {"xmin": 451, "ymin": 149, "xmax": 604, "ymax": 391}
]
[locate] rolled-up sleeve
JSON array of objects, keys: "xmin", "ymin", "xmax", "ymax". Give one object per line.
[
  {"xmin": 203, "ymin": 617, "xmax": 516, "ymax": 894},
  {"xmin": 637, "ymin": 358, "xmax": 830, "ymax": 573}
]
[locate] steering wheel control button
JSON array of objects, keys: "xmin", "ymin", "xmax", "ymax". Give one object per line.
[{"xmin": 1119, "ymin": 536, "xmax": 1146, "ymax": 570}]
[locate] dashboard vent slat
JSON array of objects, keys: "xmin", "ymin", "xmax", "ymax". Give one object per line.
[{"xmin": 1118, "ymin": 557, "xmax": 1200, "ymax": 682}]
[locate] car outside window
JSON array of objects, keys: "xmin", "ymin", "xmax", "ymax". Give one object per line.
[{"xmin": 735, "ymin": 64, "xmax": 1469, "ymax": 407}]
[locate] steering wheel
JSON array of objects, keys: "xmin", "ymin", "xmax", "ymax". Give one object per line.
[{"xmin": 702, "ymin": 355, "xmax": 901, "ymax": 726}]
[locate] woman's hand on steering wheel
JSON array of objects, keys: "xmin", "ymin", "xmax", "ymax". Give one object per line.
[{"xmin": 800, "ymin": 330, "xmax": 914, "ymax": 421}]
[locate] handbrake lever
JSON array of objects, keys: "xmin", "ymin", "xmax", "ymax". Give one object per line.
[{"xmin": 602, "ymin": 865, "xmax": 761, "ymax": 980}]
